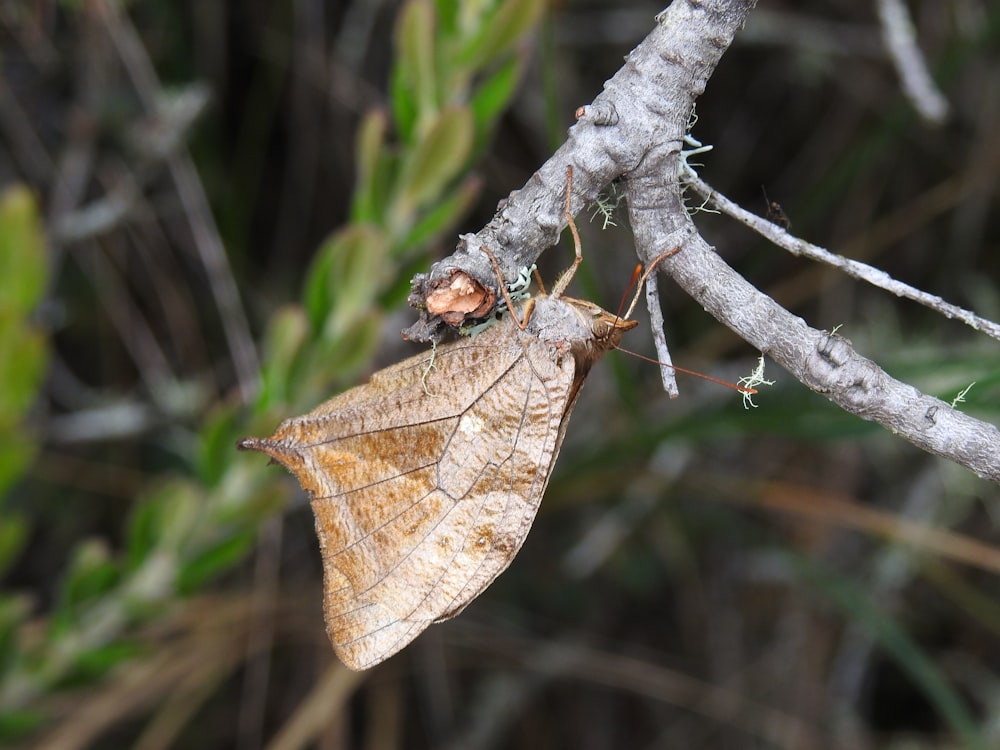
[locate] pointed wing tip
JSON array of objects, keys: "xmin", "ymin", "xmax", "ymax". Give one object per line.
[
  {"xmin": 237, "ymin": 435, "xmax": 285, "ymax": 453},
  {"xmin": 236, "ymin": 435, "xmax": 286, "ymax": 464},
  {"xmin": 235, "ymin": 436, "xmax": 257, "ymax": 451}
]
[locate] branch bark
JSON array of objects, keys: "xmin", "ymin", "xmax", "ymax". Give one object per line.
[
  {"xmin": 405, "ymin": 0, "xmax": 1000, "ymax": 483},
  {"xmin": 406, "ymin": 0, "xmax": 755, "ymax": 341}
]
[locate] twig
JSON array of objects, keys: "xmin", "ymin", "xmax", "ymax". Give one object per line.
[
  {"xmin": 96, "ymin": 0, "xmax": 260, "ymax": 402},
  {"xmin": 633, "ymin": 211, "xmax": 1000, "ymax": 482},
  {"xmin": 644, "ymin": 270, "xmax": 680, "ymax": 397},
  {"xmin": 405, "ymin": 0, "xmax": 759, "ymax": 344},
  {"xmin": 682, "ymin": 172, "xmax": 1000, "ymax": 343},
  {"xmin": 449, "ymin": 623, "xmax": 823, "ymax": 750},
  {"xmin": 413, "ymin": 0, "xmax": 1000, "ymax": 483},
  {"xmin": 876, "ymin": 0, "xmax": 949, "ymax": 125}
]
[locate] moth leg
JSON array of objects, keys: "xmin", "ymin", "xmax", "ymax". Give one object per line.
[
  {"xmin": 481, "ymin": 245, "xmax": 534, "ymax": 330},
  {"xmin": 550, "ymin": 164, "xmax": 583, "ymax": 300},
  {"xmin": 532, "ymin": 266, "xmax": 547, "ymax": 296}
]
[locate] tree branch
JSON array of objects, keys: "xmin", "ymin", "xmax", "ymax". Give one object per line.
[
  {"xmin": 683, "ymin": 173, "xmax": 1000, "ymax": 342},
  {"xmin": 405, "ymin": 0, "xmax": 1000, "ymax": 483},
  {"xmin": 627, "ymin": 168, "xmax": 1000, "ymax": 482},
  {"xmin": 405, "ymin": 0, "xmax": 757, "ymax": 343}
]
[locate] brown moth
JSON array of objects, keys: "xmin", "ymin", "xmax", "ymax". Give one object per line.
[{"xmin": 239, "ymin": 169, "xmax": 670, "ymax": 670}]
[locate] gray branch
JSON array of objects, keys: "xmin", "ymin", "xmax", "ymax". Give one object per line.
[
  {"xmin": 405, "ymin": 0, "xmax": 1000, "ymax": 483},
  {"xmin": 405, "ymin": 0, "xmax": 756, "ymax": 342},
  {"xmin": 683, "ymin": 173, "xmax": 1000, "ymax": 342},
  {"xmin": 876, "ymin": 0, "xmax": 949, "ymax": 125}
]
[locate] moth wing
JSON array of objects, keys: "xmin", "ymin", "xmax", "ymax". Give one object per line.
[
  {"xmin": 325, "ymin": 333, "xmax": 577, "ymax": 670},
  {"xmin": 243, "ymin": 323, "xmax": 578, "ymax": 670}
]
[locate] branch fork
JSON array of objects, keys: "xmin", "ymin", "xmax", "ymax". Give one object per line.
[{"xmin": 405, "ymin": 0, "xmax": 1000, "ymax": 483}]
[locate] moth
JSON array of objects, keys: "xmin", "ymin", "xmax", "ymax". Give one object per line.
[{"xmin": 239, "ymin": 167, "xmax": 673, "ymax": 670}]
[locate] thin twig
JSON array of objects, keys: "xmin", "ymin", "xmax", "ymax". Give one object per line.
[
  {"xmin": 97, "ymin": 0, "xmax": 260, "ymax": 402},
  {"xmin": 876, "ymin": 0, "xmax": 949, "ymax": 125},
  {"xmin": 682, "ymin": 172, "xmax": 1000, "ymax": 343},
  {"xmin": 643, "ymin": 270, "xmax": 680, "ymax": 397}
]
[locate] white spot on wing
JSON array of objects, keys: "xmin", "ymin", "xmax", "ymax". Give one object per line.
[{"xmin": 458, "ymin": 412, "xmax": 486, "ymax": 436}]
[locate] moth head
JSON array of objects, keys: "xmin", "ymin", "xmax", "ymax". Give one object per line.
[
  {"xmin": 592, "ymin": 309, "xmax": 638, "ymax": 342},
  {"xmin": 573, "ymin": 298, "xmax": 637, "ymax": 336},
  {"xmin": 561, "ymin": 297, "xmax": 638, "ymax": 353}
]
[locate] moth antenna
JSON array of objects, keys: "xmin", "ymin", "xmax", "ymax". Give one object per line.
[
  {"xmin": 615, "ymin": 346, "xmax": 758, "ymax": 395},
  {"xmin": 615, "ymin": 264, "xmax": 644, "ymax": 321}
]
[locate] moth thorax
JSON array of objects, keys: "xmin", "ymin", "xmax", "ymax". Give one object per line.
[{"xmin": 526, "ymin": 297, "xmax": 594, "ymax": 346}]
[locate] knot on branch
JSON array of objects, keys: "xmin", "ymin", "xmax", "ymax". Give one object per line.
[
  {"xmin": 574, "ymin": 102, "xmax": 620, "ymax": 126},
  {"xmin": 806, "ymin": 333, "xmax": 887, "ymax": 409}
]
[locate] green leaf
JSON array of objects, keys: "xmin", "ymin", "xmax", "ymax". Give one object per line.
[
  {"xmin": 304, "ymin": 245, "xmax": 337, "ymax": 334},
  {"xmin": 68, "ymin": 640, "xmax": 143, "ymax": 684},
  {"xmin": 395, "ymin": 105, "xmax": 473, "ymax": 220},
  {"xmin": 196, "ymin": 406, "xmax": 241, "ymax": 487},
  {"xmin": 0, "ymin": 187, "xmax": 50, "ymax": 499},
  {"xmin": 0, "ymin": 593, "xmax": 32, "ymax": 673},
  {"xmin": 351, "ymin": 110, "xmax": 390, "ymax": 224},
  {"xmin": 306, "ymin": 224, "xmax": 389, "ymax": 342},
  {"xmin": 125, "ymin": 480, "xmax": 198, "ymax": 570},
  {"xmin": 0, "ymin": 186, "xmax": 47, "ymax": 316},
  {"xmin": 157, "ymin": 482, "xmax": 200, "ymax": 552},
  {"xmin": 0, "ymin": 709, "xmax": 46, "ymax": 743},
  {"xmin": 457, "ymin": 0, "xmax": 544, "ymax": 71},
  {"xmin": 52, "ymin": 541, "xmax": 121, "ymax": 632},
  {"xmin": 177, "ymin": 530, "xmax": 256, "ymax": 594},
  {"xmin": 433, "ymin": 0, "xmax": 459, "ymax": 35},
  {"xmin": 0, "ymin": 514, "xmax": 28, "ymax": 580},
  {"xmin": 469, "ymin": 53, "xmax": 524, "ymax": 141},
  {"xmin": 0, "ymin": 319, "xmax": 48, "ymax": 421},
  {"xmin": 126, "ymin": 489, "xmax": 165, "ymax": 571},
  {"xmin": 399, "ymin": 175, "xmax": 481, "ymax": 255},
  {"xmin": 396, "ymin": 0, "xmax": 439, "ymax": 118},
  {"xmin": 390, "ymin": 57, "xmax": 419, "ymax": 144},
  {"xmin": 299, "ymin": 312, "xmax": 384, "ymax": 401},
  {"xmin": 256, "ymin": 307, "xmax": 309, "ymax": 411}
]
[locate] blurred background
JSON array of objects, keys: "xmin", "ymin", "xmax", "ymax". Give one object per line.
[{"xmin": 1, "ymin": 1, "xmax": 999, "ymax": 748}]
